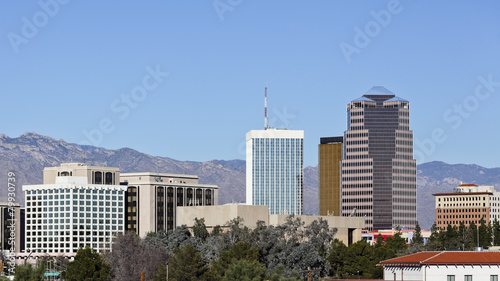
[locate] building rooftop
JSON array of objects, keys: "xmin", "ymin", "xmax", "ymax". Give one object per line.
[
  {"xmin": 364, "ymin": 86, "xmax": 395, "ymax": 96},
  {"xmin": 379, "ymin": 251, "xmax": 500, "ymax": 266},
  {"xmin": 351, "ymin": 96, "xmax": 376, "ymax": 102},
  {"xmin": 433, "ymin": 191, "xmax": 493, "ymax": 196},
  {"xmin": 385, "ymin": 96, "xmax": 409, "ymax": 102}
]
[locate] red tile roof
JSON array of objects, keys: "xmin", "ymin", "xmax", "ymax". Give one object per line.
[{"xmin": 379, "ymin": 251, "xmax": 500, "ymax": 266}]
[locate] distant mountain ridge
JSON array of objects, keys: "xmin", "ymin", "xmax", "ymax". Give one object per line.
[{"xmin": 1, "ymin": 132, "xmax": 499, "ymax": 230}]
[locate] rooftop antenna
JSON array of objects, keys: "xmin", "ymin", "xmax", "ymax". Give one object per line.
[{"xmin": 264, "ymin": 86, "xmax": 268, "ymax": 130}]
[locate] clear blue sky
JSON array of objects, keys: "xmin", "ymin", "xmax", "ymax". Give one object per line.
[{"xmin": 1, "ymin": 1, "xmax": 500, "ymax": 168}]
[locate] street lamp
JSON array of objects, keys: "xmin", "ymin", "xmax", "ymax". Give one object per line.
[{"xmin": 22, "ymin": 248, "xmax": 36, "ymax": 265}]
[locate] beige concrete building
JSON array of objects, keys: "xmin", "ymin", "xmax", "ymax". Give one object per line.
[
  {"xmin": 120, "ymin": 172, "xmax": 218, "ymax": 237},
  {"xmin": 43, "ymin": 163, "xmax": 120, "ymax": 185},
  {"xmin": 176, "ymin": 204, "xmax": 365, "ymax": 245}
]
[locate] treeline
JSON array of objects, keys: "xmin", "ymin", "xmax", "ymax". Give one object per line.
[
  {"xmin": 12, "ymin": 217, "xmax": 465, "ymax": 280},
  {"xmin": 107, "ymin": 216, "xmax": 336, "ymax": 280},
  {"xmin": 103, "ymin": 216, "xmax": 412, "ymax": 280},
  {"xmin": 425, "ymin": 218, "xmax": 500, "ymax": 251}
]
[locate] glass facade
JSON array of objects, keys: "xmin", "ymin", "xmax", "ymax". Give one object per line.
[
  {"xmin": 341, "ymin": 90, "xmax": 417, "ymax": 230},
  {"xmin": 246, "ymin": 129, "xmax": 304, "ymax": 215}
]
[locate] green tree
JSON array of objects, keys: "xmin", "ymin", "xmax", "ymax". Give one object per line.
[
  {"xmin": 492, "ymin": 218, "xmax": 500, "ymax": 246},
  {"xmin": 411, "ymin": 222, "xmax": 424, "ymax": 246},
  {"xmin": 210, "ymin": 241, "xmax": 260, "ymax": 280},
  {"xmin": 458, "ymin": 221, "xmax": 474, "ymax": 251},
  {"xmin": 222, "ymin": 259, "xmax": 266, "ymax": 281},
  {"xmin": 64, "ymin": 246, "xmax": 111, "ymax": 281},
  {"xmin": 478, "ymin": 218, "xmax": 492, "ymax": 248},
  {"xmin": 193, "ymin": 217, "xmax": 210, "ymax": 241},
  {"xmin": 470, "ymin": 221, "xmax": 478, "ymax": 248},
  {"xmin": 327, "ymin": 239, "xmax": 347, "ymax": 278},
  {"xmin": 170, "ymin": 244, "xmax": 207, "ymax": 281},
  {"xmin": 211, "ymin": 225, "xmax": 223, "ymax": 236},
  {"xmin": 151, "ymin": 264, "xmax": 167, "ymax": 281},
  {"xmin": 442, "ymin": 224, "xmax": 460, "ymax": 250},
  {"xmin": 13, "ymin": 263, "xmax": 45, "ymax": 281},
  {"xmin": 385, "ymin": 229, "xmax": 407, "ymax": 255},
  {"xmin": 374, "ymin": 233, "xmax": 384, "ymax": 248},
  {"xmin": 342, "ymin": 240, "xmax": 376, "ymax": 278},
  {"xmin": 266, "ymin": 265, "xmax": 301, "ymax": 281},
  {"xmin": 425, "ymin": 222, "xmax": 443, "ymax": 251}
]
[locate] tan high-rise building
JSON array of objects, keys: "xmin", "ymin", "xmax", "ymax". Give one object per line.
[
  {"xmin": 341, "ymin": 87, "xmax": 417, "ymax": 230},
  {"xmin": 319, "ymin": 137, "xmax": 343, "ymax": 216},
  {"xmin": 433, "ymin": 183, "xmax": 500, "ymax": 230}
]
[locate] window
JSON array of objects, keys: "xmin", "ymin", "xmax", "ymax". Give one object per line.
[
  {"xmin": 491, "ymin": 276, "xmax": 498, "ymax": 281},
  {"xmin": 447, "ymin": 276, "xmax": 455, "ymax": 281},
  {"xmin": 465, "ymin": 275, "xmax": 472, "ymax": 281}
]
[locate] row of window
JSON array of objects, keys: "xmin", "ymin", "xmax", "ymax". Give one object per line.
[{"xmin": 26, "ymin": 189, "xmax": 123, "ymax": 195}]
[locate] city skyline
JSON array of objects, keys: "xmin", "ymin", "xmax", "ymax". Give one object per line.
[{"xmin": 2, "ymin": 1, "xmax": 500, "ymax": 168}]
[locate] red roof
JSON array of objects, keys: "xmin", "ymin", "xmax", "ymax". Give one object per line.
[
  {"xmin": 459, "ymin": 184, "xmax": 478, "ymax": 187},
  {"xmin": 379, "ymin": 251, "xmax": 500, "ymax": 266}
]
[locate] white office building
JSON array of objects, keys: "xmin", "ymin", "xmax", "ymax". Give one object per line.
[
  {"xmin": 246, "ymin": 129, "xmax": 304, "ymax": 215},
  {"xmin": 22, "ymin": 163, "xmax": 126, "ymax": 254}
]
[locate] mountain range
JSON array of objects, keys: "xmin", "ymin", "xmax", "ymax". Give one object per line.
[{"xmin": 1, "ymin": 132, "xmax": 499, "ymax": 230}]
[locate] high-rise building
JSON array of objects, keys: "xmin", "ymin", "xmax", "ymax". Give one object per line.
[
  {"xmin": 1, "ymin": 202, "xmax": 25, "ymax": 253},
  {"xmin": 318, "ymin": 137, "xmax": 343, "ymax": 216},
  {"xmin": 22, "ymin": 163, "xmax": 126, "ymax": 254},
  {"xmin": 341, "ymin": 87, "xmax": 417, "ymax": 230},
  {"xmin": 433, "ymin": 183, "xmax": 500, "ymax": 230},
  {"xmin": 120, "ymin": 172, "xmax": 218, "ymax": 237},
  {"xmin": 246, "ymin": 129, "xmax": 304, "ymax": 215}
]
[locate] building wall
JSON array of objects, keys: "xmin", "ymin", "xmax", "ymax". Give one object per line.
[
  {"xmin": 176, "ymin": 205, "xmax": 365, "ymax": 246},
  {"xmin": 121, "ymin": 173, "xmax": 219, "ymax": 237},
  {"xmin": 177, "ymin": 205, "xmax": 269, "ymax": 229},
  {"xmin": 22, "ymin": 178, "xmax": 126, "ymax": 254},
  {"xmin": 319, "ymin": 138, "xmax": 342, "ymax": 216},
  {"xmin": 384, "ymin": 265, "xmax": 500, "ymax": 281},
  {"xmin": 0, "ymin": 203, "xmax": 24, "ymax": 253},
  {"xmin": 246, "ymin": 129, "xmax": 304, "ymax": 215},
  {"xmin": 43, "ymin": 163, "xmax": 120, "ymax": 185},
  {"xmin": 434, "ymin": 189, "xmax": 493, "ymax": 230}
]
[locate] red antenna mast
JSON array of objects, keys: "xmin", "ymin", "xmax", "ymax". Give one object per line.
[{"xmin": 264, "ymin": 87, "xmax": 268, "ymax": 130}]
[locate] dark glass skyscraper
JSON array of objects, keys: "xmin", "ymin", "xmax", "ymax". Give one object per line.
[{"xmin": 341, "ymin": 87, "xmax": 417, "ymax": 230}]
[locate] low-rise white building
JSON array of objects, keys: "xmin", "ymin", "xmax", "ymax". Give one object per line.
[{"xmin": 379, "ymin": 251, "xmax": 500, "ymax": 281}]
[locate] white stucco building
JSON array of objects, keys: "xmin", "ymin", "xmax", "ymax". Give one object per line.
[{"xmin": 379, "ymin": 251, "xmax": 500, "ymax": 281}]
